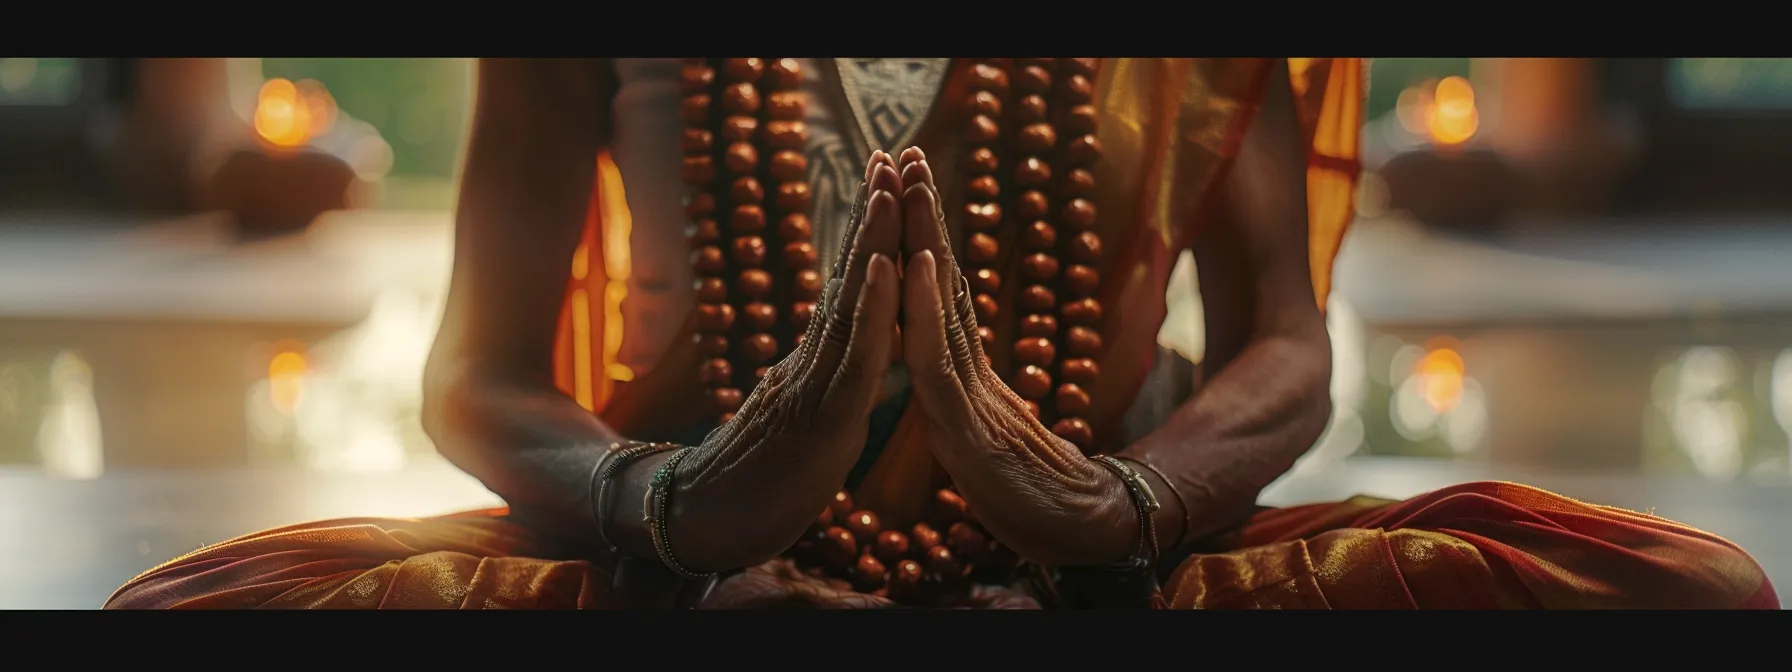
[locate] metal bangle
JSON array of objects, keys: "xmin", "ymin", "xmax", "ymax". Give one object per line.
[
  {"xmin": 1088, "ymin": 454, "xmax": 1163, "ymax": 571},
  {"xmin": 593, "ymin": 441, "xmax": 673, "ymax": 555},
  {"xmin": 644, "ymin": 446, "xmax": 714, "ymax": 580},
  {"xmin": 1116, "ymin": 456, "xmax": 1191, "ymax": 550}
]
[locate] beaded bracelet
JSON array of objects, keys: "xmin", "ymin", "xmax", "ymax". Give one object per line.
[
  {"xmin": 644, "ymin": 446, "xmax": 714, "ymax": 580},
  {"xmin": 1088, "ymin": 454, "xmax": 1163, "ymax": 571},
  {"xmin": 593, "ymin": 441, "xmax": 676, "ymax": 555}
]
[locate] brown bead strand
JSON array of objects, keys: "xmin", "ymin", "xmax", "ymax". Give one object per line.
[
  {"xmin": 680, "ymin": 58, "xmax": 744, "ymax": 423},
  {"xmin": 1048, "ymin": 58, "xmax": 1104, "ymax": 453},
  {"xmin": 758, "ymin": 59, "xmax": 819, "ymax": 364},
  {"xmin": 1005, "ymin": 58, "xmax": 1061, "ymax": 424}
]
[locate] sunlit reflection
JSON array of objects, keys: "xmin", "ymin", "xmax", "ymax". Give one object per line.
[
  {"xmin": 1659, "ymin": 347, "xmax": 1746, "ymax": 481},
  {"xmin": 1416, "ymin": 343, "xmax": 1465, "ymax": 414},
  {"xmin": 37, "ymin": 351, "xmax": 103, "ymax": 480},
  {"xmin": 1390, "ymin": 338, "xmax": 1484, "ymax": 451},
  {"xmin": 253, "ymin": 77, "xmax": 340, "ymax": 149},
  {"xmin": 268, "ymin": 344, "xmax": 307, "ymax": 416},
  {"xmin": 1427, "ymin": 76, "xmax": 1480, "ymax": 146}
]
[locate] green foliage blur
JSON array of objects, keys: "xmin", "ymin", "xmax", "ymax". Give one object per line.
[{"xmin": 260, "ymin": 58, "xmax": 471, "ymax": 180}]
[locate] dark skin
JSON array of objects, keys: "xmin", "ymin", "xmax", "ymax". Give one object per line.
[{"xmin": 422, "ymin": 58, "xmax": 1329, "ymax": 578}]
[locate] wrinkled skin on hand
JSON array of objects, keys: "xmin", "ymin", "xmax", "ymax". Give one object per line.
[
  {"xmin": 894, "ymin": 148, "xmax": 1137, "ymax": 569},
  {"xmin": 669, "ymin": 152, "xmax": 905, "ymax": 572}
]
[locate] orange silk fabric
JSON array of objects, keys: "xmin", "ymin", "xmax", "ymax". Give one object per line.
[{"xmin": 105, "ymin": 481, "xmax": 1778, "ymax": 609}]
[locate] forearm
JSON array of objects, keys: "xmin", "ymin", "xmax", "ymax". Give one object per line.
[{"xmin": 1117, "ymin": 333, "xmax": 1332, "ymax": 547}]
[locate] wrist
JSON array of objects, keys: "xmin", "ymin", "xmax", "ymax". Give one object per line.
[{"xmin": 1118, "ymin": 456, "xmax": 1189, "ymax": 551}]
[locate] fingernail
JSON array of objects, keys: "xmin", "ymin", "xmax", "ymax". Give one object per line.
[{"xmin": 868, "ymin": 254, "xmax": 887, "ymax": 286}]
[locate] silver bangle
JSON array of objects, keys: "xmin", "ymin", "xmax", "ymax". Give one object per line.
[
  {"xmin": 644, "ymin": 446, "xmax": 714, "ymax": 580},
  {"xmin": 593, "ymin": 441, "xmax": 673, "ymax": 555},
  {"xmin": 1088, "ymin": 454, "xmax": 1163, "ymax": 571}
]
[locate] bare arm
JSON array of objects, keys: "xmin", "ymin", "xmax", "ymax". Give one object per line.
[
  {"xmin": 421, "ymin": 58, "xmax": 668, "ymax": 559},
  {"xmin": 1116, "ymin": 60, "xmax": 1334, "ymax": 548}
]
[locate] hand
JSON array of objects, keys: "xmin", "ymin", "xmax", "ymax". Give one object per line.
[
  {"xmin": 894, "ymin": 148, "xmax": 1138, "ymax": 568},
  {"xmin": 666, "ymin": 152, "xmax": 905, "ymax": 571}
]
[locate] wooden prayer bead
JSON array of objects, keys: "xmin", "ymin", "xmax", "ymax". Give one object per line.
[
  {"xmin": 844, "ymin": 510, "xmax": 882, "ymax": 543},
  {"xmin": 762, "ymin": 120, "xmax": 808, "ymax": 149},
  {"xmin": 1015, "ymin": 65, "xmax": 1052, "ymax": 94},
  {"xmin": 970, "ymin": 268, "xmax": 1000, "ymax": 294},
  {"xmin": 1016, "ymin": 191, "xmax": 1050, "ymax": 219},
  {"xmin": 1056, "ymin": 383, "xmax": 1091, "ymax": 416},
  {"xmin": 765, "ymin": 58, "xmax": 802, "ymax": 89},
  {"xmin": 769, "ymin": 150, "xmax": 807, "ymax": 182},
  {"xmin": 681, "ymin": 128, "xmax": 713, "ymax": 154},
  {"xmin": 1015, "ymin": 157, "xmax": 1052, "ymax": 187},
  {"xmin": 1067, "ymin": 134, "xmax": 1103, "ymax": 164},
  {"xmin": 1023, "ymin": 400, "xmax": 1041, "ymax": 418},
  {"xmin": 741, "ymin": 302, "xmax": 777, "ymax": 330},
  {"xmin": 683, "ymin": 191, "xmax": 716, "ymax": 218},
  {"xmin": 792, "ymin": 269, "xmax": 823, "ymax": 300},
  {"xmin": 946, "ymin": 522, "xmax": 989, "ymax": 563},
  {"xmin": 1014, "ymin": 365, "xmax": 1053, "ymax": 400},
  {"xmin": 753, "ymin": 367, "xmax": 769, "ymax": 382},
  {"xmin": 1062, "ymin": 358, "xmax": 1101, "ymax": 384},
  {"xmin": 693, "ymin": 246, "xmax": 727, "ymax": 275},
  {"xmin": 970, "ymin": 64, "xmax": 1009, "ymax": 93},
  {"xmin": 778, "ymin": 213, "xmax": 813, "ymax": 241},
  {"xmin": 720, "ymin": 82, "xmax": 760, "ymax": 114},
  {"xmin": 925, "ymin": 545, "xmax": 963, "ymax": 578},
  {"xmin": 853, "ymin": 554, "xmax": 887, "ymax": 591},
  {"xmin": 818, "ymin": 526, "xmax": 857, "ymax": 568},
  {"xmin": 978, "ymin": 326, "xmax": 996, "ymax": 350},
  {"xmin": 1021, "ymin": 253, "xmax": 1060, "ymax": 281},
  {"xmin": 1062, "ymin": 298, "xmax": 1102, "ymax": 325},
  {"xmin": 682, "ymin": 155, "xmax": 715, "ymax": 185},
  {"xmin": 1020, "ymin": 285, "xmax": 1056, "ymax": 312},
  {"xmin": 890, "ymin": 559, "xmax": 924, "ymax": 597},
  {"xmin": 731, "ymin": 235, "xmax": 767, "ymax": 266},
  {"xmin": 874, "ymin": 530, "xmax": 911, "ymax": 562},
  {"xmin": 729, "ymin": 177, "xmax": 764, "ymax": 205},
  {"xmin": 968, "ymin": 91, "xmax": 1002, "ymax": 118},
  {"xmin": 815, "ymin": 506, "xmax": 835, "ymax": 530},
  {"xmin": 968, "ymin": 147, "xmax": 999, "ymax": 175},
  {"xmin": 686, "ymin": 219, "xmax": 721, "ymax": 248},
  {"xmin": 932, "ymin": 489, "xmax": 969, "ymax": 524},
  {"xmin": 783, "ymin": 241, "xmax": 817, "ymax": 268},
  {"xmin": 1015, "ymin": 94, "xmax": 1048, "ymax": 123},
  {"xmin": 697, "ymin": 303, "xmax": 735, "ymax": 332},
  {"xmin": 1023, "ymin": 221, "xmax": 1056, "ymax": 249},
  {"xmin": 791, "ymin": 301, "xmax": 816, "ymax": 328},
  {"xmin": 965, "ymin": 233, "xmax": 999, "ymax": 263},
  {"xmin": 1065, "ymin": 58, "xmax": 1100, "ymax": 76},
  {"xmin": 965, "ymin": 202, "xmax": 1002, "ymax": 229},
  {"xmin": 700, "ymin": 358, "xmax": 732, "ymax": 385},
  {"xmin": 1064, "ymin": 169, "xmax": 1097, "ymax": 196},
  {"xmin": 681, "ymin": 94, "xmax": 711, "ymax": 125},
  {"xmin": 720, "ymin": 58, "xmax": 763, "ymax": 82},
  {"xmin": 1052, "ymin": 417, "xmax": 1093, "ymax": 448},
  {"xmin": 1017, "ymin": 123, "xmax": 1057, "ymax": 154},
  {"xmin": 968, "ymin": 175, "xmax": 1000, "ymax": 200},
  {"xmin": 740, "ymin": 333, "xmax": 779, "ymax": 363},
  {"xmin": 696, "ymin": 334, "xmax": 730, "ymax": 357},
  {"xmin": 1064, "ymin": 264, "xmax": 1100, "ymax": 296},
  {"xmin": 729, "ymin": 205, "xmax": 765, "ymax": 234},
  {"xmin": 1062, "ymin": 198, "xmax": 1096, "ymax": 229},
  {"xmin": 766, "ymin": 91, "xmax": 804, "ymax": 120},
  {"xmin": 776, "ymin": 181, "xmax": 811, "ymax": 211},
  {"xmin": 723, "ymin": 142, "xmax": 758, "ymax": 173},
  {"xmin": 910, "ymin": 523, "xmax": 942, "ymax": 552},
  {"xmin": 721, "ymin": 116, "xmax": 759, "ymax": 142},
  {"xmin": 712, "ymin": 387, "xmax": 745, "ymax": 413},
  {"xmin": 696, "ymin": 277, "xmax": 728, "ymax": 303},
  {"xmin": 681, "ymin": 63, "xmax": 715, "ymax": 92},
  {"xmin": 719, "ymin": 412, "xmax": 735, "ymax": 424},
  {"xmin": 1013, "ymin": 337, "xmax": 1056, "ymax": 367},
  {"xmin": 1021, "ymin": 314, "xmax": 1058, "ymax": 337},
  {"xmin": 1069, "ymin": 231, "xmax": 1102, "ymax": 262},
  {"xmin": 974, "ymin": 294, "xmax": 999, "ymax": 323},
  {"xmin": 1062, "ymin": 74, "xmax": 1095, "ymax": 102},
  {"xmin": 1063, "ymin": 104, "xmax": 1098, "ymax": 135},
  {"xmin": 968, "ymin": 115, "xmax": 1000, "ymax": 144}
]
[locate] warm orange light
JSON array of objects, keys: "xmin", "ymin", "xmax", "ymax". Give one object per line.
[
  {"xmin": 1414, "ymin": 346, "xmax": 1466, "ymax": 414},
  {"xmin": 1396, "ymin": 84, "xmax": 1433, "ymax": 135},
  {"xmin": 268, "ymin": 348, "xmax": 308, "ymax": 415},
  {"xmin": 253, "ymin": 77, "xmax": 337, "ymax": 149},
  {"xmin": 1426, "ymin": 76, "xmax": 1479, "ymax": 146},
  {"xmin": 295, "ymin": 78, "xmax": 338, "ymax": 137}
]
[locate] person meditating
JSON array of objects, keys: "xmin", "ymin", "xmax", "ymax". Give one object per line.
[{"xmin": 108, "ymin": 58, "xmax": 1777, "ymax": 609}]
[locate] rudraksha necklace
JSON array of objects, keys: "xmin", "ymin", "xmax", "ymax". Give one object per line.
[{"xmin": 679, "ymin": 58, "xmax": 1104, "ymax": 604}]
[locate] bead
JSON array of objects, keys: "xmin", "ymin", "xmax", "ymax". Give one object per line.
[
  {"xmin": 700, "ymin": 358, "xmax": 732, "ymax": 385},
  {"xmin": 844, "ymin": 510, "xmax": 882, "ymax": 543},
  {"xmin": 924, "ymin": 545, "xmax": 962, "ymax": 578},
  {"xmin": 682, "ymin": 155, "xmax": 715, "ymax": 185},
  {"xmin": 729, "ymin": 205, "xmax": 765, "ymax": 234},
  {"xmin": 931, "ymin": 489, "xmax": 969, "ymax": 525},
  {"xmin": 970, "ymin": 268, "xmax": 1000, "ymax": 294},
  {"xmin": 1023, "ymin": 221, "xmax": 1056, "ymax": 249},
  {"xmin": 1062, "ymin": 198, "xmax": 1096, "ymax": 229},
  {"xmin": 740, "ymin": 333, "xmax": 778, "ymax": 363},
  {"xmin": 1014, "ymin": 365, "xmax": 1053, "ymax": 400},
  {"xmin": 680, "ymin": 127, "xmax": 713, "ymax": 154},
  {"xmin": 696, "ymin": 334, "xmax": 730, "ymax": 357},
  {"xmin": 776, "ymin": 182, "xmax": 811, "ymax": 212},
  {"xmin": 818, "ymin": 526, "xmax": 857, "ymax": 568},
  {"xmin": 731, "ymin": 235, "xmax": 766, "ymax": 267},
  {"xmin": 728, "ymin": 177, "xmax": 764, "ymax": 206},
  {"xmin": 680, "ymin": 63, "xmax": 714, "ymax": 93},
  {"xmin": 1017, "ymin": 123, "xmax": 1057, "ymax": 154},
  {"xmin": 965, "ymin": 233, "xmax": 999, "ymax": 264},
  {"xmin": 1016, "ymin": 58, "xmax": 1056, "ymax": 69},
  {"xmin": 874, "ymin": 530, "xmax": 911, "ymax": 562},
  {"xmin": 1065, "ymin": 58, "xmax": 1100, "ymax": 76},
  {"xmin": 968, "ymin": 147, "xmax": 999, "ymax": 175},
  {"xmin": 815, "ymin": 506, "xmax": 835, "ymax": 530},
  {"xmin": 978, "ymin": 326, "xmax": 996, "ymax": 350},
  {"xmin": 1062, "ymin": 297, "xmax": 1103, "ymax": 325},
  {"xmin": 683, "ymin": 191, "xmax": 716, "ymax": 218},
  {"xmin": 1063, "ymin": 104, "xmax": 1098, "ymax": 135},
  {"xmin": 783, "ymin": 241, "xmax": 817, "ymax": 268},
  {"xmin": 967, "ymin": 115, "xmax": 1000, "ymax": 144},
  {"xmin": 741, "ymin": 302, "xmax": 777, "ymax": 330},
  {"xmin": 1015, "ymin": 94, "xmax": 1048, "ymax": 123},
  {"xmin": 1065, "ymin": 169, "xmax": 1097, "ymax": 196},
  {"xmin": 778, "ymin": 213, "xmax": 813, "ymax": 241},
  {"xmin": 766, "ymin": 91, "xmax": 804, "ymax": 120},
  {"xmin": 853, "ymin": 554, "xmax": 887, "ymax": 591},
  {"xmin": 1015, "ymin": 65, "xmax": 1052, "ymax": 94},
  {"xmin": 792, "ymin": 269, "xmax": 823, "ymax": 300},
  {"xmin": 1021, "ymin": 253, "xmax": 1060, "ymax": 281},
  {"xmin": 1056, "ymin": 383, "xmax": 1091, "ymax": 415},
  {"xmin": 1062, "ymin": 74, "xmax": 1095, "ymax": 102},
  {"xmin": 970, "ymin": 63, "xmax": 1009, "ymax": 93},
  {"xmin": 1062, "ymin": 358, "xmax": 1101, "ymax": 384},
  {"xmin": 720, "ymin": 115, "xmax": 758, "ymax": 142},
  {"xmin": 753, "ymin": 366, "xmax": 770, "ymax": 381},
  {"xmin": 968, "ymin": 175, "xmax": 1000, "ymax": 200},
  {"xmin": 973, "ymin": 294, "xmax": 998, "ymax": 323},
  {"xmin": 724, "ymin": 142, "xmax": 758, "ymax": 173},
  {"xmin": 1064, "ymin": 264, "xmax": 1100, "ymax": 296},
  {"xmin": 765, "ymin": 58, "xmax": 802, "ymax": 89},
  {"xmin": 686, "ymin": 219, "xmax": 721, "ymax": 247},
  {"xmin": 791, "ymin": 301, "xmax": 816, "ymax": 328},
  {"xmin": 712, "ymin": 387, "xmax": 744, "ymax": 413},
  {"xmin": 890, "ymin": 559, "xmax": 924, "ymax": 596},
  {"xmin": 1069, "ymin": 231, "xmax": 1102, "ymax": 262},
  {"xmin": 1067, "ymin": 134, "xmax": 1103, "ymax": 164},
  {"xmin": 1016, "ymin": 191, "xmax": 1050, "ymax": 219},
  {"xmin": 1052, "ymin": 417, "xmax": 1094, "ymax": 448},
  {"xmin": 1020, "ymin": 285, "xmax": 1056, "ymax": 312},
  {"xmin": 910, "ymin": 522, "xmax": 942, "ymax": 552},
  {"xmin": 829, "ymin": 491, "xmax": 855, "ymax": 519},
  {"xmin": 695, "ymin": 277, "xmax": 728, "ymax": 303},
  {"xmin": 1014, "ymin": 157, "xmax": 1051, "ymax": 187},
  {"xmin": 946, "ymin": 522, "xmax": 989, "ymax": 562},
  {"xmin": 696, "ymin": 302, "xmax": 735, "ymax": 332},
  {"xmin": 1021, "ymin": 313, "xmax": 1058, "ymax": 337},
  {"xmin": 720, "ymin": 82, "xmax": 760, "ymax": 114},
  {"xmin": 1013, "ymin": 337, "xmax": 1056, "ymax": 367},
  {"xmin": 1023, "ymin": 400, "xmax": 1041, "ymax": 418},
  {"xmin": 721, "ymin": 58, "xmax": 763, "ymax": 82},
  {"xmin": 769, "ymin": 150, "xmax": 807, "ymax": 182},
  {"xmin": 762, "ymin": 120, "xmax": 808, "ymax": 149},
  {"xmin": 680, "ymin": 94, "xmax": 711, "ymax": 126},
  {"xmin": 719, "ymin": 412, "xmax": 736, "ymax": 424},
  {"xmin": 965, "ymin": 203, "xmax": 1002, "ymax": 230},
  {"xmin": 968, "ymin": 91, "xmax": 1002, "ymax": 118},
  {"xmin": 693, "ymin": 246, "xmax": 727, "ymax": 274}
]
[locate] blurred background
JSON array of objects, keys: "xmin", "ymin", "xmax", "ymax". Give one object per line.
[{"xmin": 1, "ymin": 57, "xmax": 1790, "ymax": 608}]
